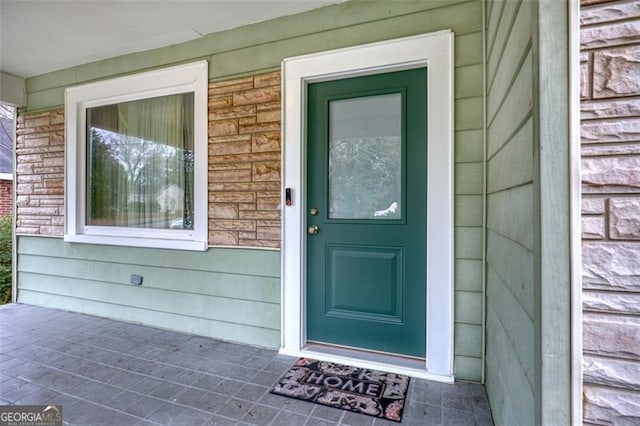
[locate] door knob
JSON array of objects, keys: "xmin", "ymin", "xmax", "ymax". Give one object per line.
[{"xmin": 308, "ymin": 224, "xmax": 319, "ymax": 235}]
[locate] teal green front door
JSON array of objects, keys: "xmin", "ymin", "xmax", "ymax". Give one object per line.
[{"xmin": 306, "ymin": 68, "xmax": 427, "ymax": 358}]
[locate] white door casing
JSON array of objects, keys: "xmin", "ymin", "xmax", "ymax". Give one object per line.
[{"xmin": 280, "ymin": 31, "xmax": 454, "ymax": 381}]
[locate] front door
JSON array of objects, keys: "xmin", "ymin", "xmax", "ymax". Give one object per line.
[{"xmin": 306, "ymin": 68, "xmax": 427, "ymax": 358}]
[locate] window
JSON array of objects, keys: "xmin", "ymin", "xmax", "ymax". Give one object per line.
[{"xmin": 65, "ymin": 61, "xmax": 208, "ymax": 250}]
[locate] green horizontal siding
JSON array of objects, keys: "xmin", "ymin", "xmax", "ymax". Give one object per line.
[
  {"xmin": 485, "ymin": 0, "xmax": 535, "ymax": 423},
  {"xmin": 17, "ymin": 236, "xmax": 281, "ymax": 348}
]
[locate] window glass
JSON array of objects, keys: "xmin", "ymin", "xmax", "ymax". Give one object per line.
[
  {"xmin": 328, "ymin": 93, "xmax": 402, "ymax": 219},
  {"xmin": 86, "ymin": 93, "xmax": 194, "ymax": 230}
]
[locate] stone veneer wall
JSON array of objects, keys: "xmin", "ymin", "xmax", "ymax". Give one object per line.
[
  {"xmin": 15, "ymin": 71, "xmax": 282, "ymax": 248},
  {"xmin": 208, "ymin": 72, "xmax": 281, "ymax": 248},
  {"xmin": 15, "ymin": 110, "xmax": 65, "ymax": 235},
  {"xmin": 580, "ymin": 0, "xmax": 640, "ymax": 423},
  {"xmin": 0, "ymin": 180, "xmax": 12, "ymax": 216}
]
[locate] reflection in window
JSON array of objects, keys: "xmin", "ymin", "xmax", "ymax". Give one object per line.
[
  {"xmin": 328, "ymin": 93, "xmax": 402, "ymax": 219},
  {"xmin": 86, "ymin": 93, "xmax": 194, "ymax": 229}
]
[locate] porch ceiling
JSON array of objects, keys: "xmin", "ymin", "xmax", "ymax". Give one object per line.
[{"xmin": 0, "ymin": 0, "xmax": 339, "ymax": 78}]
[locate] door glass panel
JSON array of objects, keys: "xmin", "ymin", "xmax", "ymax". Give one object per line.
[{"xmin": 328, "ymin": 93, "xmax": 402, "ymax": 219}]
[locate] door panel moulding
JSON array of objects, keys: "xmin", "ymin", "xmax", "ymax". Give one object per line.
[{"xmin": 280, "ymin": 31, "xmax": 455, "ymax": 381}]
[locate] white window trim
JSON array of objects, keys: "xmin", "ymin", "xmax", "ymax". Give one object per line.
[
  {"xmin": 280, "ymin": 31, "xmax": 455, "ymax": 381},
  {"xmin": 64, "ymin": 61, "xmax": 209, "ymax": 251}
]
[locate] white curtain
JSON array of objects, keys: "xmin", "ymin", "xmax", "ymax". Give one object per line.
[{"xmin": 87, "ymin": 93, "xmax": 194, "ymax": 229}]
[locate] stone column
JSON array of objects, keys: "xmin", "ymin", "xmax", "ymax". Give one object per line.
[{"xmin": 580, "ymin": 0, "xmax": 640, "ymax": 422}]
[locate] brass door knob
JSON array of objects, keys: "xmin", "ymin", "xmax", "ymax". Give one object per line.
[{"xmin": 308, "ymin": 224, "xmax": 319, "ymax": 235}]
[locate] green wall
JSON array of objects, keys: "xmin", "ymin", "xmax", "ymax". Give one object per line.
[
  {"xmin": 17, "ymin": 237, "xmax": 281, "ymax": 348},
  {"xmin": 485, "ymin": 0, "xmax": 535, "ymax": 424},
  {"xmin": 18, "ymin": 0, "xmax": 485, "ymax": 381}
]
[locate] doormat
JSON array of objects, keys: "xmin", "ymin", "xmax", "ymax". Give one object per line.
[{"xmin": 270, "ymin": 358, "xmax": 410, "ymax": 422}]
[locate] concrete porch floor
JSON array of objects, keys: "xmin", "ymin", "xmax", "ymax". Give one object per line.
[{"xmin": 0, "ymin": 304, "xmax": 493, "ymax": 425}]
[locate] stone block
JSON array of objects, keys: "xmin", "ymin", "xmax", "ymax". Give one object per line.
[
  {"xmin": 209, "ymin": 134, "xmax": 252, "ymax": 145},
  {"xmin": 582, "ymin": 197, "xmax": 606, "ymax": 214},
  {"xmin": 257, "ymin": 101, "xmax": 281, "ymax": 112},
  {"xmin": 252, "ymin": 161, "xmax": 280, "ymax": 182},
  {"xmin": 610, "ymin": 198, "xmax": 640, "ymax": 239},
  {"xmin": 257, "ymin": 227, "xmax": 280, "ymax": 241},
  {"xmin": 239, "ymin": 116, "xmax": 256, "ymax": 125},
  {"xmin": 50, "ymin": 109, "xmax": 64, "ymax": 125},
  {"xmin": 581, "ymin": 58, "xmax": 591, "ymax": 99},
  {"xmin": 239, "ymin": 203, "xmax": 256, "ymax": 211},
  {"xmin": 20, "ymin": 137, "xmax": 50, "ymax": 148},
  {"xmin": 256, "ymin": 197, "xmax": 280, "ymax": 211},
  {"xmin": 210, "ymin": 230, "xmax": 239, "ymax": 246},
  {"xmin": 582, "ymin": 156, "xmax": 640, "ymax": 193},
  {"xmin": 582, "ymin": 216, "xmax": 605, "ymax": 239},
  {"xmin": 256, "ymin": 110, "xmax": 280, "ymax": 123},
  {"xmin": 583, "ymin": 313, "xmax": 640, "ymax": 360},
  {"xmin": 584, "ymin": 290, "xmax": 640, "ymax": 315},
  {"xmin": 239, "ymin": 122, "xmax": 280, "ymax": 134},
  {"xmin": 583, "ymin": 143, "xmax": 640, "ymax": 157},
  {"xmin": 593, "ymin": 46, "xmax": 640, "ymax": 98},
  {"xmin": 210, "ymin": 152, "xmax": 280, "ymax": 165},
  {"xmin": 40, "ymin": 226, "xmax": 63, "ymax": 236},
  {"xmin": 583, "ymin": 385, "xmax": 640, "ymax": 424},
  {"xmin": 254, "ymin": 72, "xmax": 281, "ymax": 88},
  {"xmin": 582, "ymin": 20, "xmax": 640, "ymax": 49},
  {"xmin": 581, "ymin": 0, "xmax": 621, "ymax": 5},
  {"xmin": 252, "ymin": 132, "xmax": 280, "ymax": 153},
  {"xmin": 15, "ymin": 227, "xmax": 39, "ymax": 234},
  {"xmin": 581, "ymin": 118, "xmax": 640, "ymax": 144},
  {"xmin": 584, "ymin": 355, "xmax": 640, "ymax": 391},
  {"xmin": 50, "ymin": 132, "xmax": 64, "ymax": 146},
  {"xmin": 209, "ymin": 168, "xmax": 251, "ymax": 183},
  {"xmin": 17, "ymin": 206, "xmax": 59, "ymax": 216},
  {"xmin": 581, "ymin": 2, "xmax": 640, "ymax": 25},
  {"xmin": 583, "ymin": 242, "xmax": 640, "ymax": 291},
  {"xmin": 209, "ymin": 203, "xmax": 238, "ymax": 219},
  {"xmin": 209, "ymin": 81, "xmax": 254, "ymax": 96},
  {"xmin": 581, "ymin": 99, "xmax": 640, "ymax": 119},
  {"xmin": 16, "ymin": 183, "xmax": 33, "ymax": 195},
  {"xmin": 257, "ymin": 220, "xmax": 280, "ymax": 227},
  {"xmin": 211, "ymin": 219, "xmax": 256, "ymax": 232},
  {"xmin": 210, "ymin": 140, "xmax": 252, "ymax": 156},
  {"xmin": 239, "ymin": 231, "xmax": 256, "ymax": 240},
  {"xmin": 210, "ymin": 76, "xmax": 254, "ymax": 89},
  {"xmin": 239, "ymin": 210, "xmax": 280, "ymax": 220},
  {"xmin": 24, "ymin": 114, "xmax": 50, "ymax": 128},
  {"xmin": 16, "ymin": 163, "xmax": 33, "ymax": 174},
  {"xmin": 209, "ymin": 192, "xmax": 256, "ymax": 203},
  {"xmin": 233, "ymin": 86, "xmax": 280, "ymax": 106},
  {"xmin": 209, "ymin": 119, "xmax": 238, "ymax": 137},
  {"xmin": 209, "ymin": 105, "xmax": 256, "ymax": 120},
  {"xmin": 43, "ymin": 156, "xmax": 64, "ymax": 167},
  {"xmin": 209, "ymin": 95, "xmax": 233, "ymax": 109}
]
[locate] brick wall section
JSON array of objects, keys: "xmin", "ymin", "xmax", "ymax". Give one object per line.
[
  {"xmin": 0, "ymin": 179, "xmax": 12, "ymax": 216},
  {"xmin": 15, "ymin": 109, "xmax": 65, "ymax": 235},
  {"xmin": 580, "ymin": 0, "xmax": 640, "ymax": 423},
  {"xmin": 14, "ymin": 71, "xmax": 282, "ymax": 248},
  {"xmin": 208, "ymin": 72, "xmax": 281, "ymax": 248}
]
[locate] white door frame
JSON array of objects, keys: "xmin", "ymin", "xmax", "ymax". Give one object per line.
[{"xmin": 280, "ymin": 31, "xmax": 455, "ymax": 382}]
